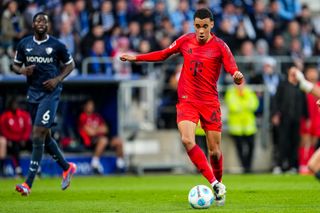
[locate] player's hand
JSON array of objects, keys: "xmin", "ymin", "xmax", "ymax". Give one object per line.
[
  {"xmin": 43, "ymin": 78, "xmax": 60, "ymax": 91},
  {"xmin": 20, "ymin": 64, "xmax": 36, "ymax": 76},
  {"xmin": 120, "ymin": 54, "xmax": 136, "ymax": 62},
  {"xmin": 233, "ymin": 71, "xmax": 244, "ymax": 85}
]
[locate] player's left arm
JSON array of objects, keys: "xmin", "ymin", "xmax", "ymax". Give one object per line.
[
  {"xmin": 43, "ymin": 42, "xmax": 75, "ymax": 91},
  {"xmin": 219, "ymin": 40, "xmax": 244, "ymax": 85}
]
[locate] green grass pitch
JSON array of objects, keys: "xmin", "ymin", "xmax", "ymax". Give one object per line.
[{"xmin": 0, "ymin": 174, "xmax": 319, "ymax": 213}]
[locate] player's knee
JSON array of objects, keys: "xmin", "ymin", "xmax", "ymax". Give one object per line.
[
  {"xmin": 32, "ymin": 127, "xmax": 48, "ymax": 138},
  {"xmin": 208, "ymin": 149, "xmax": 221, "ymax": 160},
  {"xmin": 181, "ymin": 136, "xmax": 195, "ymax": 148}
]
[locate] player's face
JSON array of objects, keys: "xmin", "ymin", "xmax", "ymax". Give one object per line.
[
  {"xmin": 32, "ymin": 14, "xmax": 49, "ymax": 35},
  {"xmin": 194, "ymin": 18, "xmax": 214, "ymax": 44}
]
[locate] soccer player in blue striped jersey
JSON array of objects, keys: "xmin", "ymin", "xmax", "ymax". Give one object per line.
[{"xmin": 12, "ymin": 12, "xmax": 77, "ymax": 196}]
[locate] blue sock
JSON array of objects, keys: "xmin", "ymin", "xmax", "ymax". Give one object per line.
[
  {"xmin": 26, "ymin": 137, "xmax": 44, "ymax": 188},
  {"xmin": 45, "ymin": 137, "xmax": 69, "ymax": 171}
]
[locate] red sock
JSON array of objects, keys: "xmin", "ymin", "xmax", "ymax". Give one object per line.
[
  {"xmin": 187, "ymin": 144, "xmax": 216, "ymax": 184},
  {"xmin": 298, "ymin": 147, "xmax": 307, "ymax": 167},
  {"xmin": 210, "ymin": 154, "xmax": 223, "ymax": 182}
]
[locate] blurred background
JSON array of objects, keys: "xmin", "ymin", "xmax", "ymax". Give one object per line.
[{"xmin": 0, "ymin": 0, "xmax": 320, "ymax": 177}]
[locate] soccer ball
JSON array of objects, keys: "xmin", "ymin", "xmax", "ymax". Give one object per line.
[{"xmin": 188, "ymin": 185, "xmax": 214, "ymax": 209}]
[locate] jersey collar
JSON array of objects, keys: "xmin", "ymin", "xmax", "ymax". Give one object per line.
[{"xmin": 33, "ymin": 35, "xmax": 49, "ymax": 45}]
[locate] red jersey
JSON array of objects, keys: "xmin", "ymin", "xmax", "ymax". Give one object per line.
[
  {"xmin": 78, "ymin": 112, "xmax": 105, "ymax": 147},
  {"xmin": 0, "ymin": 109, "xmax": 32, "ymax": 142},
  {"xmin": 136, "ymin": 33, "xmax": 238, "ymax": 104}
]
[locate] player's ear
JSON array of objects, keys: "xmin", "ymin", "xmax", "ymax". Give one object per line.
[{"xmin": 211, "ymin": 21, "xmax": 214, "ymax": 29}]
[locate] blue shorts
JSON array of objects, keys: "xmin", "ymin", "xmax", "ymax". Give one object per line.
[{"xmin": 28, "ymin": 94, "xmax": 60, "ymax": 128}]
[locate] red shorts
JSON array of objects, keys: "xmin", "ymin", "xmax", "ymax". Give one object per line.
[{"xmin": 176, "ymin": 101, "xmax": 222, "ymax": 132}]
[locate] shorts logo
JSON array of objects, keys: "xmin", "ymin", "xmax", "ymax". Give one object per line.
[
  {"xmin": 46, "ymin": 47, "xmax": 53, "ymax": 55},
  {"xmin": 210, "ymin": 108, "xmax": 221, "ymax": 122}
]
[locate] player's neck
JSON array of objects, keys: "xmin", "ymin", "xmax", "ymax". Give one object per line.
[{"xmin": 34, "ymin": 33, "xmax": 48, "ymax": 41}]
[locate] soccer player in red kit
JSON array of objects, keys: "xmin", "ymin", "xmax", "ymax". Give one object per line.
[{"xmin": 120, "ymin": 8, "xmax": 244, "ymax": 206}]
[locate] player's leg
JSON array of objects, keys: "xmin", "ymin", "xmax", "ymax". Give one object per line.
[
  {"xmin": 176, "ymin": 102, "xmax": 215, "ymax": 184},
  {"xmin": 110, "ymin": 137, "xmax": 126, "ymax": 170},
  {"xmin": 91, "ymin": 136, "xmax": 108, "ymax": 174},
  {"xmin": 16, "ymin": 125, "xmax": 48, "ymax": 195},
  {"xmin": 308, "ymin": 148, "xmax": 320, "ymax": 180},
  {"xmin": 206, "ymin": 130, "xmax": 226, "ymax": 206},
  {"xmin": 44, "ymin": 130, "xmax": 77, "ymax": 190},
  {"xmin": 0, "ymin": 136, "xmax": 7, "ymax": 177},
  {"xmin": 178, "ymin": 120, "xmax": 215, "ymax": 184},
  {"xmin": 200, "ymin": 103, "xmax": 226, "ymax": 205},
  {"xmin": 44, "ymin": 130, "xmax": 70, "ymax": 171}
]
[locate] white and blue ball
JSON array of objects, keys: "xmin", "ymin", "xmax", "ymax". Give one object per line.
[{"xmin": 188, "ymin": 185, "xmax": 214, "ymax": 209}]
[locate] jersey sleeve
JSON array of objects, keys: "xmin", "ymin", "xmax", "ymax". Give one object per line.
[
  {"xmin": 14, "ymin": 41, "xmax": 25, "ymax": 65},
  {"xmin": 136, "ymin": 35, "xmax": 185, "ymax": 61},
  {"xmin": 219, "ymin": 41, "xmax": 238, "ymax": 76},
  {"xmin": 57, "ymin": 42, "xmax": 73, "ymax": 65}
]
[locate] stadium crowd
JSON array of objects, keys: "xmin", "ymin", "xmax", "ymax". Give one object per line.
[{"xmin": 1, "ymin": 0, "xmax": 320, "ymax": 176}]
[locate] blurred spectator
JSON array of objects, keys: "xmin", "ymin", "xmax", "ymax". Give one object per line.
[
  {"xmin": 58, "ymin": 20, "xmax": 79, "ymax": 62},
  {"xmin": 74, "ymin": 0, "xmax": 90, "ymax": 38},
  {"xmin": 282, "ymin": 20, "xmax": 301, "ymax": 51},
  {"xmin": 277, "ymin": 0, "xmax": 301, "ymax": 22},
  {"xmin": 298, "ymin": 66, "xmax": 320, "ymax": 174},
  {"xmin": 141, "ymin": 21, "xmax": 158, "ymax": 50},
  {"xmin": 114, "ymin": 0, "xmax": 130, "ymax": 30},
  {"xmin": 154, "ymin": 0, "xmax": 169, "ymax": 28},
  {"xmin": 0, "ymin": 47, "xmax": 11, "ymax": 75},
  {"xmin": 249, "ymin": 0, "xmax": 268, "ymax": 40},
  {"xmin": 219, "ymin": 2, "xmax": 239, "ymax": 35},
  {"xmin": 270, "ymin": 34, "xmax": 288, "ymax": 56},
  {"xmin": 259, "ymin": 17, "xmax": 276, "ymax": 47},
  {"xmin": 0, "ymin": 97, "xmax": 32, "ymax": 177},
  {"xmin": 224, "ymin": 81, "xmax": 259, "ymax": 173},
  {"xmin": 133, "ymin": 0, "xmax": 155, "ymax": 26},
  {"xmin": 250, "ymin": 57, "xmax": 283, "ymax": 170},
  {"xmin": 267, "ymin": 0, "xmax": 285, "ymax": 33},
  {"xmin": 158, "ymin": 17, "xmax": 177, "ymax": 40},
  {"xmin": 113, "ymin": 37, "xmax": 135, "ymax": 79},
  {"xmin": 81, "ymin": 24, "xmax": 112, "ymax": 59},
  {"xmin": 90, "ymin": 0, "xmax": 115, "ymax": 34},
  {"xmin": 88, "ymin": 39, "xmax": 112, "ymax": 75},
  {"xmin": 127, "ymin": 21, "xmax": 142, "ymax": 51},
  {"xmin": 170, "ymin": 0, "xmax": 194, "ymax": 34},
  {"xmin": 236, "ymin": 40, "xmax": 256, "ymax": 82},
  {"xmin": 216, "ymin": 18, "xmax": 236, "ymax": 51},
  {"xmin": 1, "ymin": 0, "xmax": 27, "ymax": 51},
  {"xmin": 254, "ymin": 39, "xmax": 270, "ymax": 73},
  {"xmin": 22, "ymin": 0, "xmax": 41, "ymax": 36},
  {"xmin": 300, "ymin": 22, "xmax": 315, "ymax": 58},
  {"xmin": 271, "ymin": 66, "xmax": 308, "ymax": 174},
  {"xmin": 78, "ymin": 99, "xmax": 125, "ymax": 174}
]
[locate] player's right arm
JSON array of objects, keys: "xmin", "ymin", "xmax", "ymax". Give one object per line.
[
  {"xmin": 120, "ymin": 35, "xmax": 184, "ymax": 62},
  {"xmin": 12, "ymin": 40, "xmax": 36, "ymax": 76},
  {"xmin": 12, "ymin": 63, "xmax": 36, "ymax": 76}
]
